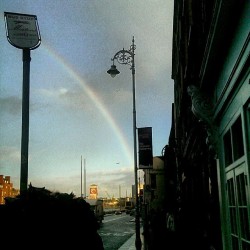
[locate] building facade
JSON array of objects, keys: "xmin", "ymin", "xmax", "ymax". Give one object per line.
[
  {"xmin": 143, "ymin": 156, "xmax": 165, "ymax": 211},
  {"xmin": 0, "ymin": 175, "xmax": 19, "ymax": 204},
  {"xmin": 169, "ymin": 0, "xmax": 250, "ymax": 249}
]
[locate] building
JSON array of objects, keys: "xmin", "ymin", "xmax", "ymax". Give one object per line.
[
  {"xmin": 143, "ymin": 156, "xmax": 166, "ymax": 212},
  {"xmin": 140, "ymin": 156, "xmax": 165, "ymax": 233},
  {"xmin": 0, "ymin": 175, "xmax": 19, "ymax": 204},
  {"xmin": 169, "ymin": 0, "xmax": 250, "ymax": 249}
]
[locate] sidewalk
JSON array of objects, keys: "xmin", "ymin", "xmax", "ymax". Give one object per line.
[{"xmin": 118, "ymin": 227, "xmax": 145, "ymax": 250}]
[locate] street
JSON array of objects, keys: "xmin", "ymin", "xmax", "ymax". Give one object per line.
[{"xmin": 98, "ymin": 212, "xmax": 137, "ymax": 250}]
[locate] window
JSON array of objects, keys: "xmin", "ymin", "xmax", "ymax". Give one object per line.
[
  {"xmin": 227, "ymin": 166, "xmax": 250, "ymax": 249},
  {"xmin": 225, "ymin": 101, "xmax": 250, "ymax": 249},
  {"xmin": 223, "ymin": 116, "xmax": 244, "ymax": 167},
  {"xmin": 150, "ymin": 174, "xmax": 156, "ymax": 189}
]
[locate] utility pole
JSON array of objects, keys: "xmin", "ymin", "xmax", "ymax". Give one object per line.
[
  {"xmin": 119, "ymin": 185, "xmax": 121, "ymax": 211},
  {"xmin": 84, "ymin": 158, "xmax": 86, "ymax": 198},
  {"xmin": 81, "ymin": 155, "xmax": 83, "ymax": 197}
]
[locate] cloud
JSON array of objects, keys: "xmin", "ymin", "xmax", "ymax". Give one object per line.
[
  {"xmin": 0, "ymin": 146, "xmax": 20, "ymax": 162},
  {"xmin": 27, "ymin": 166, "xmax": 136, "ymax": 198},
  {"xmin": 37, "ymin": 86, "xmax": 89, "ymax": 110},
  {"xmin": 0, "ymin": 146, "xmax": 20, "ymax": 176},
  {"xmin": 0, "ymin": 96, "xmax": 21, "ymax": 115}
]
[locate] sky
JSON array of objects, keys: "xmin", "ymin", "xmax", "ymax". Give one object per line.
[{"xmin": 0, "ymin": 0, "xmax": 174, "ymax": 198}]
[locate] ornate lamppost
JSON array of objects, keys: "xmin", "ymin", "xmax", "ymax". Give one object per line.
[{"xmin": 107, "ymin": 36, "xmax": 141, "ymax": 250}]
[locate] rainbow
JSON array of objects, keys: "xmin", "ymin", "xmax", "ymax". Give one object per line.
[{"xmin": 41, "ymin": 41, "xmax": 133, "ymax": 165}]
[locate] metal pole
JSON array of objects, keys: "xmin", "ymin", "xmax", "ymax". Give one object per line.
[
  {"xmin": 107, "ymin": 37, "xmax": 141, "ymax": 249},
  {"xmin": 119, "ymin": 185, "xmax": 121, "ymax": 211},
  {"xmin": 131, "ymin": 39, "xmax": 141, "ymax": 249},
  {"xmin": 84, "ymin": 158, "xmax": 86, "ymax": 197},
  {"xmin": 20, "ymin": 49, "xmax": 31, "ymax": 194},
  {"xmin": 81, "ymin": 155, "xmax": 83, "ymax": 197}
]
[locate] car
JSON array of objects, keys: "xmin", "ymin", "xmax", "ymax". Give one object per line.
[{"xmin": 115, "ymin": 210, "xmax": 122, "ymax": 215}]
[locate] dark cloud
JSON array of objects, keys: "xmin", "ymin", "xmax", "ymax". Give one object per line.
[{"xmin": 0, "ymin": 96, "xmax": 21, "ymax": 115}]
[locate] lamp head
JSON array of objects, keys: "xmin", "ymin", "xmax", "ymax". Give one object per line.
[{"xmin": 107, "ymin": 64, "xmax": 120, "ymax": 78}]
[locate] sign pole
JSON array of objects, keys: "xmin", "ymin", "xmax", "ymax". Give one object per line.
[
  {"xmin": 4, "ymin": 12, "xmax": 41, "ymax": 194},
  {"xmin": 20, "ymin": 49, "xmax": 31, "ymax": 193}
]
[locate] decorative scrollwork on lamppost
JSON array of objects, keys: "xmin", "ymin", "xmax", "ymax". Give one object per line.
[{"xmin": 107, "ymin": 36, "xmax": 141, "ymax": 250}]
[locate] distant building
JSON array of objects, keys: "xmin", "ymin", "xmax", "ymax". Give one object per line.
[
  {"xmin": 89, "ymin": 184, "xmax": 98, "ymax": 199},
  {"xmin": 0, "ymin": 175, "xmax": 19, "ymax": 204}
]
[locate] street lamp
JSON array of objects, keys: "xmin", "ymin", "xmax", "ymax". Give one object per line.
[{"xmin": 107, "ymin": 36, "xmax": 141, "ymax": 250}]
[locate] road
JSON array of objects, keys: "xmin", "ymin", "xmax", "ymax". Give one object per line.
[{"xmin": 98, "ymin": 212, "xmax": 136, "ymax": 250}]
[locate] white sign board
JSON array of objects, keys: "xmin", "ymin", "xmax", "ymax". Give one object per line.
[{"xmin": 4, "ymin": 12, "xmax": 41, "ymax": 50}]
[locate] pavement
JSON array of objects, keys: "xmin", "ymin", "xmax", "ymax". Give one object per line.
[{"xmin": 118, "ymin": 226, "xmax": 145, "ymax": 250}]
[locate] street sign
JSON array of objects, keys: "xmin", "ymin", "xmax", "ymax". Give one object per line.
[
  {"xmin": 138, "ymin": 127, "xmax": 153, "ymax": 169},
  {"xmin": 4, "ymin": 12, "xmax": 41, "ymax": 50}
]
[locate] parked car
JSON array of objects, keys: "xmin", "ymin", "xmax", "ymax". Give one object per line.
[
  {"xmin": 115, "ymin": 210, "xmax": 122, "ymax": 215},
  {"xmin": 125, "ymin": 209, "xmax": 131, "ymax": 214}
]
